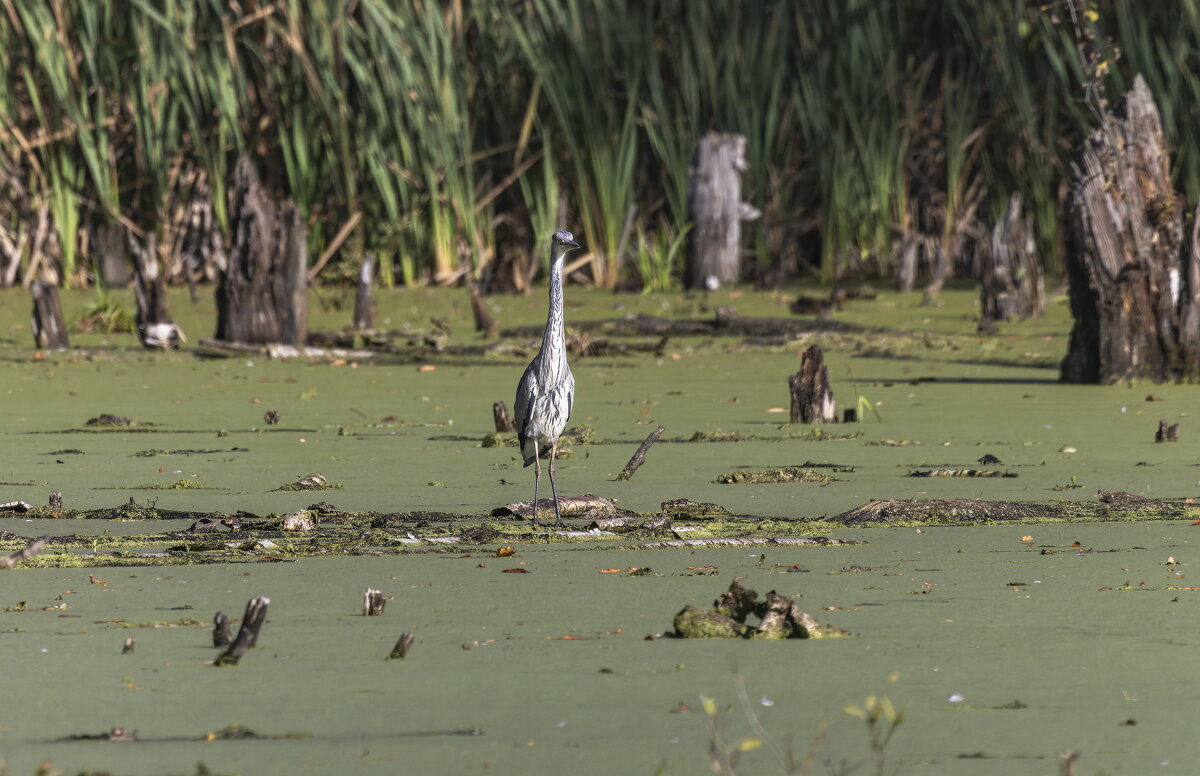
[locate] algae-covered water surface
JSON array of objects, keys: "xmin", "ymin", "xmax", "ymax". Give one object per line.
[{"xmin": 1, "ymin": 285, "xmax": 1197, "ymax": 775}]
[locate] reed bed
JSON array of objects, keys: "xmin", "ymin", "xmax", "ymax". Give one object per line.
[{"xmin": 0, "ymin": 0, "xmax": 1195, "ymax": 290}]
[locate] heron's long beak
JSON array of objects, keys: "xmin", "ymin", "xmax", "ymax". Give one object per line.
[{"xmin": 564, "ymin": 239, "xmax": 580, "ymax": 249}]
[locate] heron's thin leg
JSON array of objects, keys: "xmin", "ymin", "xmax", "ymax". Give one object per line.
[
  {"xmin": 549, "ymin": 442, "xmax": 563, "ymax": 526},
  {"xmin": 531, "ymin": 439, "xmax": 541, "ymax": 524}
]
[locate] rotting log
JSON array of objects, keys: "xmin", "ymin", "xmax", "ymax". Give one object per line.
[
  {"xmin": 616, "ymin": 424, "xmax": 665, "ymax": 481},
  {"xmin": 128, "ymin": 231, "xmax": 184, "ymax": 348},
  {"xmin": 216, "ymin": 156, "xmax": 308, "ymax": 346},
  {"xmin": 215, "ymin": 595, "xmax": 269, "ymax": 666},
  {"xmin": 788, "ymin": 344, "xmax": 836, "ymax": 423},
  {"xmin": 979, "ymin": 193, "xmax": 1043, "ymax": 327},
  {"xmin": 684, "ymin": 132, "xmax": 760, "ymax": 290},
  {"xmin": 353, "ymin": 254, "xmax": 375, "ymax": 331},
  {"xmin": 1061, "ymin": 75, "xmax": 1200, "ymax": 383},
  {"xmin": 30, "ymin": 282, "xmax": 68, "ymax": 349}
]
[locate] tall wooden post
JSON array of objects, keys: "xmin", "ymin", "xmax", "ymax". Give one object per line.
[
  {"xmin": 216, "ymin": 156, "xmax": 308, "ymax": 345},
  {"xmin": 979, "ymin": 193, "xmax": 1043, "ymax": 325},
  {"xmin": 684, "ymin": 132, "xmax": 760, "ymax": 290}
]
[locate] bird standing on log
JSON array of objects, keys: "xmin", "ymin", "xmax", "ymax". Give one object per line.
[{"xmin": 514, "ymin": 230, "xmax": 580, "ymax": 525}]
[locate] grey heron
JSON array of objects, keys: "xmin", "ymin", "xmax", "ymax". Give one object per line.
[{"xmin": 514, "ymin": 230, "xmax": 580, "ymax": 525}]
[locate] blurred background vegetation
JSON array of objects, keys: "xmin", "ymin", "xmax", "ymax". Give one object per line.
[{"xmin": 1, "ymin": 0, "xmax": 1198, "ymax": 294}]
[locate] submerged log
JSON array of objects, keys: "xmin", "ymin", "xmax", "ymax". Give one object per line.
[
  {"xmin": 216, "ymin": 156, "xmax": 308, "ymax": 346},
  {"xmin": 215, "ymin": 595, "xmax": 269, "ymax": 666},
  {"xmin": 684, "ymin": 132, "xmax": 760, "ymax": 290},
  {"xmin": 616, "ymin": 424, "xmax": 665, "ymax": 481},
  {"xmin": 30, "ymin": 281, "xmax": 68, "ymax": 349},
  {"xmin": 979, "ymin": 193, "xmax": 1043, "ymax": 326},
  {"xmin": 1062, "ymin": 75, "xmax": 1200, "ymax": 383},
  {"xmin": 788, "ymin": 344, "xmax": 836, "ymax": 423}
]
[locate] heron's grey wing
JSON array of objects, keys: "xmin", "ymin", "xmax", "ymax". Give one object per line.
[{"xmin": 514, "ymin": 363, "xmax": 538, "ymax": 461}]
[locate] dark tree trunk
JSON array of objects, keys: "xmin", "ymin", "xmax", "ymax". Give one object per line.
[
  {"xmin": 684, "ymin": 132, "xmax": 759, "ymax": 290},
  {"xmin": 30, "ymin": 281, "xmax": 68, "ymax": 349},
  {"xmin": 89, "ymin": 222, "xmax": 133, "ymax": 287},
  {"xmin": 979, "ymin": 193, "xmax": 1043, "ymax": 325},
  {"xmin": 217, "ymin": 156, "xmax": 308, "ymax": 346},
  {"xmin": 128, "ymin": 232, "xmax": 183, "ymax": 348},
  {"xmin": 353, "ymin": 254, "xmax": 375, "ymax": 331},
  {"xmin": 788, "ymin": 344, "xmax": 836, "ymax": 423},
  {"xmin": 1061, "ymin": 75, "xmax": 1200, "ymax": 383}
]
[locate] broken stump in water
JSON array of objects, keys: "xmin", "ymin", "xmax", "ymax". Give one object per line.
[
  {"xmin": 493, "ymin": 401, "xmax": 515, "ymax": 433},
  {"xmin": 469, "ymin": 278, "xmax": 500, "ymax": 339},
  {"xmin": 215, "ymin": 596, "xmax": 269, "ymax": 666},
  {"xmin": 388, "ymin": 632, "xmax": 415, "ymax": 661},
  {"xmin": 1155, "ymin": 420, "xmax": 1180, "ymax": 443},
  {"xmin": 353, "ymin": 254, "xmax": 376, "ymax": 331},
  {"xmin": 30, "ymin": 281, "xmax": 68, "ymax": 349},
  {"xmin": 363, "ymin": 588, "xmax": 386, "ymax": 616},
  {"xmin": 1061, "ymin": 75, "xmax": 1200, "ymax": 383},
  {"xmin": 979, "ymin": 193, "xmax": 1043, "ymax": 327},
  {"xmin": 212, "ymin": 611, "xmax": 232, "ymax": 648},
  {"xmin": 616, "ymin": 424, "xmax": 665, "ymax": 482},
  {"xmin": 122, "ymin": 637, "xmax": 135, "ymax": 655},
  {"xmin": 216, "ymin": 156, "xmax": 308, "ymax": 346},
  {"xmin": 788, "ymin": 344, "xmax": 836, "ymax": 423},
  {"xmin": 128, "ymin": 231, "xmax": 184, "ymax": 348},
  {"xmin": 684, "ymin": 132, "xmax": 760, "ymax": 290}
]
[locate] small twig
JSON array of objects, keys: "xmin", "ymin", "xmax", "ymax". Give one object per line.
[
  {"xmin": 0, "ymin": 537, "xmax": 47, "ymax": 569},
  {"xmin": 616, "ymin": 424, "xmax": 665, "ymax": 481}
]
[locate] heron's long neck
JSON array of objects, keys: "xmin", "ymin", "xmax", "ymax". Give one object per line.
[{"xmin": 541, "ymin": 252, "xmax": 566, "ymax": 357}]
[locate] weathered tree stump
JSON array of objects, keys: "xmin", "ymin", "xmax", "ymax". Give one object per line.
[
  {"xmin": 684, "ymin": 132, "xmax": 760, "ymax": 290},
  {"xmin": 214, "ymin": 595, "xmax": 269, "ymax": 666},
  {"xmin": 363, "ymin": 588, "xmax": 386, "ymax": 616},
  {"xmin": 469, "ymin": 278, "xmax": 500, "ymax": 339},
  {"xmin": 616, "ymin": 424, "xmax": 665, "ymax": 482},
  {"xmin": 128, "ymin": 232, "xmax": 184, "ymax": 348},
  {"xmin": 1062, "ymin": 75, "xmax": 1200, "ymax": 383},
  {"xmin": 122, "ymin": 637, "xmax": 136, "ymax": 654},
  {"xmin": 788, "ymin": 344, "xmax": 836, "ymax": 423},
  {"xmin": 387, "ymin": 632, "xmax": 415, "ymax": 661},
  {"xmin": 212, "ymin": 611, "xmax": 232, "ymax": 647},
  {"xmin": 1155, "ymin": 419, "xmax": 1180, "ymax": 443},
  {"xmin": 216, "ymin": 156, "xmax": 308, "ymax": 346},
  {"xmin": 30, "ymin": 282, "xmax": 68, "ymax": 349},
  {"xmin": 48, "ymin": 491, "xmax": 62, "ymax": 511},
  {"xmin": 493, "ymin": 401, "xmax": 515, "ymax": 433},
  {"xmin": 353, "ymin": 254, "xmax": 375, "ymax": 331},
  {"xmin": 980, "ymin": 193, "xmax": 1043, "ymax": 327}
]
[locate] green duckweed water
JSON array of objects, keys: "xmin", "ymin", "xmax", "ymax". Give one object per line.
[{"xmin": 0, "ymin": 284, "xmax": 1197, "ymax": 775}]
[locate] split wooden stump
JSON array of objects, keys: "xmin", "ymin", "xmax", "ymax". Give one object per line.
[
  {"xmin": 788, "ymin": 344, "xmax": 836, "ymax": 423},
  {"xmin": 214, "ymin": 596, "xmax": 269, "ymax": 666}
]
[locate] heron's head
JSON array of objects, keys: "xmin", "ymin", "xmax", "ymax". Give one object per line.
[{"xmin": 552, "ymin": 230, "xmax": 580, "ymax": 250}]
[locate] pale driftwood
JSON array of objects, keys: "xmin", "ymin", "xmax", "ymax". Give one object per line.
[
  {"xmin": 353, "ymin": 254, "xmax": 376, "ymax": 331},
  {"xmin": 363, "ymin": 588, "xmax": 386, "ymax": 616},
  {"xmin": 1062, "ymin": 75, "xmax": 1200, "ymax": 383},
  {"xmin": 30, "ymin": 281, "xmax": 68, "ymax": 349},
  {"xmin": 0, "ymin": 537, "xmax": 47, "ymax": 569},
  {"xmin": 493, "ymin": 493, "xmax": 621, "ymax": 519},
  {"xmin": 217, "ymin": 156, "xmax": 308, "ymax": 346},
  {"xmin": 215, "ymin": 596, "xmax": 269, "ymax": 666},
  {"xmin": 788, "ymin": 344, "xmax": 836, "ymax": 423},
  {"xmin": 979, "ymin": 193, "xmax": 1043, "ymax": 325},
  {"xmin": 388, "ymin": 632, "xmax": 415, "ymax": 661},
  {"xmin": 684, "ymin": 132, "xmax": 760, "ymax": 290},
  {"xmin": 616, "ymin": 425, "xmax": 665, "ymax": 481},
  {"xmin": 493, "ymin": 401, "xmax": 515, "ymax": 433}
]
